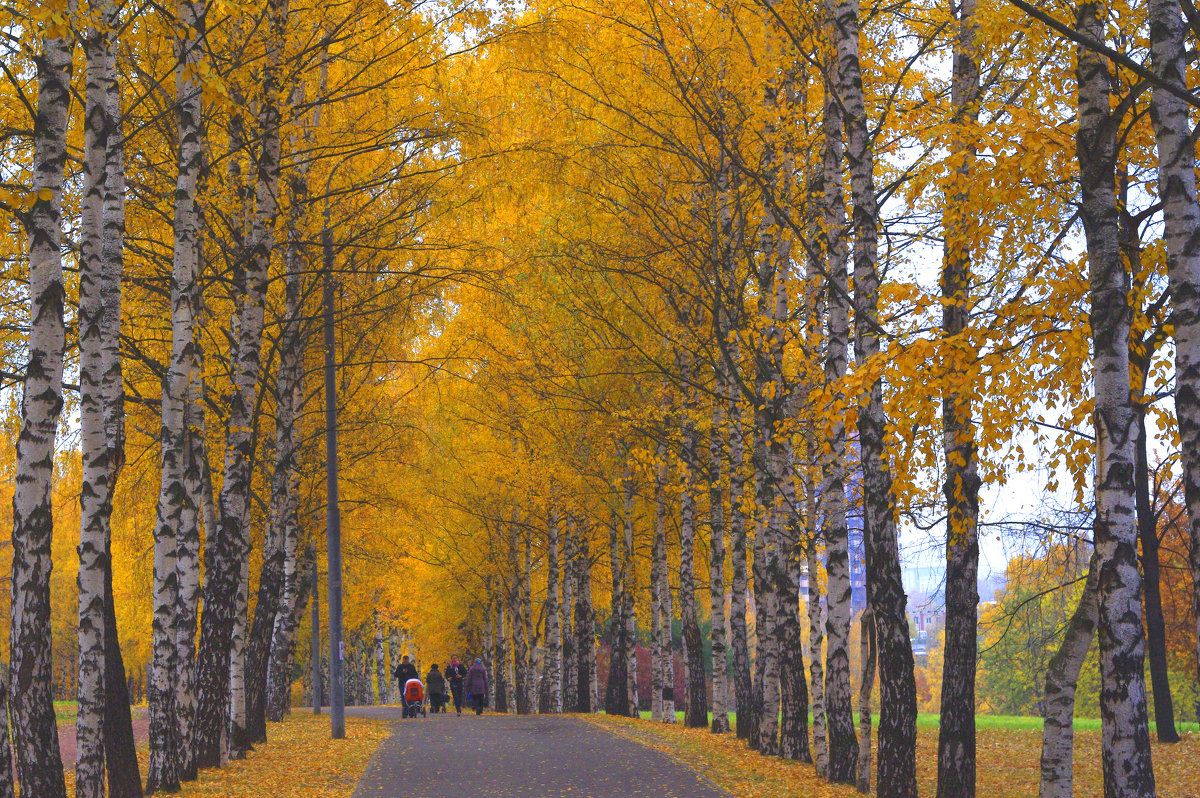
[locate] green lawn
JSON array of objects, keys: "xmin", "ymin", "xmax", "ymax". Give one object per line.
[
  {"xmin": 635, "ymin": 709, "xmax": 1200, "ymax": 734},
  {"xmin": 55, "ymin": 701, "xmax": 78, "ymax": 723}
]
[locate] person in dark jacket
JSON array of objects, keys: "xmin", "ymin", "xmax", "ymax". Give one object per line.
[
  {"xmin": 445, "ymin": 655, "xmax": 468, "ymax": 715},
  {"xmin": 394, "ymin": 654, "xmax": 418, "ymax": 697},
  {"xmin": 464, "ymin": 658, "xmax": 489, "ymax": 715},
  {"xmin": 426, "ymin": 664, "xmax": 447, "ymax": 712}
]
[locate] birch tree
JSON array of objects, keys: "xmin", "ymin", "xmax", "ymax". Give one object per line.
[
  {"xmin": 544, "ymin": 509, "xmax": 563, "ymax": 712},
  {"xmin": 818, "ymin": 37, "xmax": 858, "ymax": 785},
  {"xmin": 678, "ymin": 346, "xmax": 709, "ymax": 728},
  {"xmin": 1146, "ymin": 0, "xmax": 1200, "ymax": 715},
  {"xmin": 829, "ymin": 0, "xmax": 919, "ymax": 786},
  {"xmin": 77, "ymin": 3, "xmax": 118, "ymax": 792},
  {"xmin": 708, "ymin": 378, "xmax": 731, "ymax": 733},
  {"xmin": 148, "ymin": 0, "xmax": 206, "ymax": 786},
  {"xmin": 561, "ymin": 517, "xmax": 577, "ymax": 712},
  {"xmin": 727, "ymin": 357, "xmax": 751, "ymax": 737},
  {"xmin": 1074, "ymin": 3, "xmax": 1156, "ymax": 792},
  {"xmin": 1038, "ymin": 552, "xmax": 1100, "ymax": 798},
  {"xmin": 652, "ymin": 452, "xmax": 676, "ymax": 723},
  {"xmin": 9, "ymin": 16, "xmax": 73, "ymax": 798},
  {"xmin": 937, "ymin": 0, "xmax": 983, "ymax": 794}
]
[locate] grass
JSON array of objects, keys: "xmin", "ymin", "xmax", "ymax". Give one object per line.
[
  {"xmin": 62, "ymin": 712, "xmax": 387, "ymax": 797},
  {"xmin": 592, "ymin": 714, "xmax": 1200, "ymax": 797},
  {"xmin": 55, "ymin": 701, "xmax": 78, "ymax": 723},
  {"xmin": 638, "ymin": 709, "xmax": 1200, "ymax": 734}
]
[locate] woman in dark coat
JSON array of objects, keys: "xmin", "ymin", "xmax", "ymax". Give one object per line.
[
  {"xmin": 464, "ymin": 658, "xmax": 489, "ymax": 715},
  {"xmin": 426, "ymin": 664, "xmax": 447, "ymax": 712}
]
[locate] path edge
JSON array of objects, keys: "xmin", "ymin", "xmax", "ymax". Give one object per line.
[
  {"xmin": 348, "ymin": 719, "xmax": 396, "ymax": 798},
  {"xmin": 576, "ymin": 715, "xmax": 732, "ymax": 797}
]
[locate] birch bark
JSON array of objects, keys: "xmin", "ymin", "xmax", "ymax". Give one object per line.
[
  {"xmin": 99, "ymin": 45, "xmax": 142, "ymax": 793},
  {"xmin": 1039, "ymin": 551, "xmax": 1101, "ymax": 798},
  {"xmin": 197, "ymin": 0, "xmax": 281, "ymax": 757},
  {"xmin": 807, "ymin": 536, "xmax": 829, "ymax": 776},
  {"xmin": 709, "ymin": 373, "xmax": 731, "ymax": 733},
  {"xmin": 778, "ymin": 454, "xmax": 809, "ymax": 762},
  {"xmin": 857, "ymin": 607, "xmax": 876, "ymax": 793},
  {"xmin": 653, "ymin": 454, "xmax": 676, "ymax": 723},
  {"xmin": 147, "ymin": 0, "xmax": 205, "ymax": 787},
  {"xmin": 622, "ymin": 478, "xmax": 639, "ymax": 714},
  {"xmin": 607, "ymin": 510, "xmax": 630, "ymax": 716},
  {"xmin": 0, "ymin": 664, "xmax": 11, "ymax": 798},
  {"xmin": 1146, "ymin": 0, "xmax": 1200, "ymax": 718},
  {"xmin": 523, "ymin": 535, "xmax": 536, "ymax": 710},
  {"xmin": 1075, "ymin": 5, "xmax": 1156, "ymax": 792},
  {"xmin": 228, "ymin": 549, "xmax": 250, "ymax": 758},
  {"xmin": 829, "ymin": 0, "xmax": 919, "ymax": 786},
  {"xmin": 545, "ymin": 509, "xmax": 563, "ymax": 712},
  {"xmin": 937, "ymin": 1, "xmax": 983, "ymax": 794},
  {"xmin": 819, "ymin": 39, "xmax": 858, "ymax": 785},
  {"xmin": 511, "ymin": 539, "xmax": 530, "ymax": 714},
  {"xmin": 494, "ymin": 602, "xmax": 509, "ymax": 713},
  {"xmin": 78, "ymin": 6, "xmax": 117, "ymax": 792},
  {"xmin": 9, "ymin": 19, "xmax": 73, "ymax": 798},
  {"xmin": 562, "ymin": 518, "xmax": 577, "ymax": 712},
  {"xmin": 727, "ymin": 358, "xmax": 751, "ymax": 737},
  {"xmin": 678, "ymin": 348, "xmax": 709, "ymax": 728},
  {"xmin": 174, "ymin": 361, "xmax": 203, "ymax": 781},
  {"xmin": 574, "ymin": 525, "xmax": 596, "ymax": 713}
]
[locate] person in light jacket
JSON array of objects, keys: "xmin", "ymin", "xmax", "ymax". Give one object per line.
[{"xmin": 464, "ymin": 658, "xmax": 489, "ymax": 715}]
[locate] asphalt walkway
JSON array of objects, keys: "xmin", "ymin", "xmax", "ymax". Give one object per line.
[{"xmin": 348, "ymin": 707, "xmax": 729, "ymax": 797}]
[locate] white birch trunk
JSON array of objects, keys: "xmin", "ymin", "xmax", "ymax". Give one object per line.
[
  {"xmin": 857, "ymin": 607, "xmax": 876, "ymax": 793},
  {"xmin": 147, "ymin": 0, "xmax": 205, "ymax": 784},
  {"xmin": 504, "ymin": 602, "xmax": 517, "ymax": 713},
  {"xmin": 1074, "ymin": 8, "xmax": 1156, "ymax": 792},
  {"xmin": 545, "ymin": 510, "xmax": 563, "ymax": 712},
  {"xmin": 562, "ymin": 519, "xmax": 577, "ymax": 712},
  {"xmin": 9, "ymin": 21, "xmax": 73, "ymax": 798},
  {"xmin": 1039, "ymin": 551, "xmax": 1101, "ymax": 798},
  {"xmin": 77, "ymin": 8, "xmax": 116, "ymax": 794},
  {"xmin": 830, "ymin": 0, "xmax": 919, "ymax": 786},
  {"xmin": 622, "ymin": 479, "xmax": 639, "ymax": 716},
  {"xmin": 807, "ymin": 536, "xmax": 829, "ymax": 777},
  {"xmin": 708, "ymin": 377, "xmax": 731, "ymax": 734},
  {"xmin": 655, "ymin": 454, "xmax": 677, "ymax": 723},
  {"xmin": 0, "ymin": 664, "xmax": 12, "ymax": 798},
  {"xmin": 818, "ymin": 36, "xmax": 858, "ymax": 782},
  {"xmin": 228, "ymin": 550, "xmax": 250, "ymax": 760},
  {"xmin": 650, "ymin": 452, "xmax": 667, "ymax": 723},
  {"xmin": 1146, "ymin": 0, "xmax": 1200, "ymax": 712}
]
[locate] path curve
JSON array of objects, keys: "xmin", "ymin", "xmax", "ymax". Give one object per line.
[{"xmin": 348, "ymin": 707, "xmax": 729, "ymax": 798}]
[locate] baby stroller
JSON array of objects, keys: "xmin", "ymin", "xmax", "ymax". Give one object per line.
[{"xmin": 402, "ymin": 678, "xmax": 427, "ymax": 718}]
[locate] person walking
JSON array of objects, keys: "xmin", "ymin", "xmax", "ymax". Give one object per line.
[
  {"xmin": 446, "ymin": 655, "xmax": 468, "ymax": 715},
  {"xmin": 465, "ymin": 657, "xmax": 489, "ymax": 715},
  {"xmin": 426, "ymin": 664, "xmax": 447, "ymax": 713},
  {"xmin": 394, "ymin": 654, "xmax": 418, "ymax": 697}
]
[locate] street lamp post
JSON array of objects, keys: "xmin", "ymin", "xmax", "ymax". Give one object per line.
[{"xmin": 322, "ymin": 208, "xmax": 345, "ymax": 740}]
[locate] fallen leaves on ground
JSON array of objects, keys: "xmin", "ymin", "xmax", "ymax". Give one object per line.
[
  {"xmin": 64, "ymin": 713, "xmax": 388, "ymax": 798},
  {"xmin": 584, "ymin": 714, "xmax": 1200, "ymax": 797}
]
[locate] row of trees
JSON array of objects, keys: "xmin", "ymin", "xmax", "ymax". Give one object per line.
[
  {"xmin": 6, "ymin": 0, "xmax": 1200, "ymax": 798},
  {"xmin": 386, "ymin": 1, "xmax": 1200, "ymax": 798},
  {"xmin": 1, "ymin": 0, "xmax": 477, "ymax": 795}
]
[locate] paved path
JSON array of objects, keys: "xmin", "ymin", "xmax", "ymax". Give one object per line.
[{"xmin": 348, "ymin": 708, "xmax": 728, "ymax": 797}]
